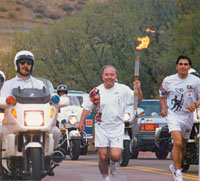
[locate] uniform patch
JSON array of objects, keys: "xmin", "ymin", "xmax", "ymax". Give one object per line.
[
  {"xmin": 89, "ymin": 88, "xmax": 101, "ymax": 122},
  {"xmin": 159, "ymin": 86, "xmax": 166, "ymax": 96}
]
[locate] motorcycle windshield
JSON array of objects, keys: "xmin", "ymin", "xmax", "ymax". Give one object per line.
[{"xmin": 12, "ymin": 87, "xmax": 50, "ymax": 104}]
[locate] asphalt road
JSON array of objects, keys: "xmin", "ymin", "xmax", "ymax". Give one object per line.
[{"xmin": 43, "ymin": 152, "xmax": 198, "ymax": 181}]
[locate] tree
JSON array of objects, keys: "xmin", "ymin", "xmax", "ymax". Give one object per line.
[{"xmin": 11, "ymin": 0, "xmax": 200, "ymax": 98}]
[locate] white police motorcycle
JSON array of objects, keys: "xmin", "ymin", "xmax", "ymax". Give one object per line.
[
  {"xmin": 56, "ymin": 95, "xmax": 88, "ymax": 160},
  {"xmin": 0, "ymin": 87, "xmax": 68, "ymax": 180},
  {"xmin": 119, "ymin": 106, "xmax": 144, "ymax": 166}
]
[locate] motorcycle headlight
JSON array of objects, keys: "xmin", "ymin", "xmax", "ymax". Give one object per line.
[
  {"xmin": 68, "ymin": 116, "xmax": 78, "ymax": 125},
  {"xmin": 155, "ymin": 127, "xmax": 160, "ymax": 137},
  {"xmin": 0, "ymin": 113, "xmax": 4, "ymax": 123},
  {"xmin": 124, "ymin": 112, "xmax": 131, "ymax": 122},
  {"xmin": 25, "ymin": 111, "xmax": 44, "ymax": 126},
  {"xmin": 197, "ymin": 107, "xmax": 200, "ymax": 120}
]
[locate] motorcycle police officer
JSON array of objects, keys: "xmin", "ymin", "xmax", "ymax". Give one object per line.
[
  {"xmin": 0, "ymin": 50, "xmax": 60, "ymax": 150},
  {"xmin": 1, "ymin": 50, "xmax": 44, "ymax": 96},
  {"xmin": 57, "ymin": 84, "xmax": 68, "ymax": 97}
]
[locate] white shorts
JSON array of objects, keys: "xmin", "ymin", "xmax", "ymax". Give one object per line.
[
  {"xmin": 94, "ymin": 123, "xmax": 124, "ymax": 149},
  {"xmin": 167, "ymin": 110, "xmax": 193, "ymax": 139}
]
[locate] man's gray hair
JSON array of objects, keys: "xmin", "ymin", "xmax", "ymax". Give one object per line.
[{"xmin": 100, "ymin": 65, "xmax": 118, "ymax": 76}]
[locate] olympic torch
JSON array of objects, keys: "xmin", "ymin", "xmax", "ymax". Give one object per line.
[
  {"xmin": 133, "ymin": 36, "xmax": 150, "ymax": 112},
  {"xmin": 132, "ymin": 35, "xmax": 150, "ymax": 140}
]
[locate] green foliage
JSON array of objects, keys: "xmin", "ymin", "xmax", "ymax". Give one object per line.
[
  {"xmin": 10, "ymin": 0, "xmax": 200, "ymax": 98},
  {"xmin": 0, "ymin": 52, "xmax": 15, "ymax": 80}
]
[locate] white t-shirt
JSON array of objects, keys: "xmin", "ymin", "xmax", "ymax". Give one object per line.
[
  {"xmin": 83, "ymin": 83, "xmax": 134, "ymax": 134},
  {"xmin": 0, "ymin": 75, "xmax": 45, "ymax": 97},
  {"xmin": 159, "ymin": 73, "xmax": 200, "ymax": 113}
]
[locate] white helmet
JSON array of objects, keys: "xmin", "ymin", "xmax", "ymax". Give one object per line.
[
  {"xmin": 188, "ymin": 68, "xmax": 199, "ymax": 77},
  {"xmin": 14, "ymin": 50, "xmax": 34, "ymax": 73},
  {"xmin": 188, "ymin": 68, "xmax": 196, "ymax": 74},
  {"xmin": 0, "ymin": 70, "xmax": 6, "ymax": 83},
  {"xmin": 0, "ymin": 70, "xmax": 5, "ymax": 89},
  {"xmin": 57, "ymin": 84, "xmax": 68, "ymax": 95}
]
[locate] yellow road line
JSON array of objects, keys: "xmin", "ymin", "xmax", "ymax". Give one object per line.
[
  {"xmin": 63, "ymin": 160, "xmax": 198, "ymax": 180},
  {"xmin": 126, "ymin": 166, "xmax": 197, "ymax": 180},
  {"xmin": 63, "ymin": 160, "xmax": 97, "ymax": 165}
]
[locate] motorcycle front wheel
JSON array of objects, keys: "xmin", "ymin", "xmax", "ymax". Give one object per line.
[
  {"xmin": 119, "ymin": 140, "xmax": 130, "ymax": 167},
  {"xmin": 29, "ymin": 148, "xmax": 42, "ymax": 180},
  {"xmin": 69, "ymin": 139, "xmax": 81, "ymax": 160},
  {"xmin": 80, "ymin": 144, "xmax": 88, "ymax": 155}
]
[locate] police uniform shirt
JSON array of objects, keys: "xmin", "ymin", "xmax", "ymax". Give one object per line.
[{"xmin": 0, "ymin": 75, "xmax": 45, "ymax": 97}]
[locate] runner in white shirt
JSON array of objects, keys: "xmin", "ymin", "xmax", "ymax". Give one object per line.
[
  {"xmin": 159, "ymin": 56, "xmax": 200, "ymax": 181},
  {"xmin": 78, "ymin": 65, "xmax": 142, "ymax": 181}
]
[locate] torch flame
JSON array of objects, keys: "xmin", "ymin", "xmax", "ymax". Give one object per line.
[
  {"xmin": 146, "ymin": 28, "xmax": 156, "ymax": 34},
  {"xmin": 136, "ymin": 36, "xmax": 150, "ymax": 50}
]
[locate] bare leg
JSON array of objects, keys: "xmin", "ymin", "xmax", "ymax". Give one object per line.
[
  {"xmin": 109, "ymin": 147, "xmax": 122, "ymax": 175},
  {"xmin": 171, "ymin": 131, "xmax": 184, "ymax": 170},
  {"xmin": 110, "ymin": 147, "xmax": 122, "ymax": 162},
  {"xmin": 98, "ymin": 147, "xmax": 109, "ymax": 178}
]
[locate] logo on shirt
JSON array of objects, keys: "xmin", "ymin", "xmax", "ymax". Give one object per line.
[
  {"xmin": 175, "ymin": 88, "xmax": 184, "ymax": 94},
  {"xmin": 171, "ymin": 89, "xmax": 184, "ymax": 112},
  {"xmin": 115, "ymin": 96, "xmax": 120, "ymax": 103},
  {"xmin": 114, "ymin": 91, "xmax": 119, "ymax": 95},
  {"xmin": 187, "ymin": 85, "xmax": 194, "ymax": 92}
]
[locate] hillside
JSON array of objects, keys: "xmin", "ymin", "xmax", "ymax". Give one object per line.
[{"xmin": 0, "ymin": 0, "xmax": 104, "ymax": 52}]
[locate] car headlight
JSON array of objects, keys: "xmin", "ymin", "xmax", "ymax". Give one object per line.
[
  {"xmin": 124, "ymin": 113, "xmax": 131, "ymax": 122},
  {"xmin": 25, "ymin": 111, "xmax": 44, "ymax": 126},
  {"xmin": 68, "ymin": 116, "xmax": 78, "ymax": 125}
]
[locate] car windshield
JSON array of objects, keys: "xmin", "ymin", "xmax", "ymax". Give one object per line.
[
  {"xmin": 138, "ymin": 100, "xmax": 161, "ymax": 117},
  {"xmin": 62, "ymin": 95, "xmax": 80, "ymax": 106}
]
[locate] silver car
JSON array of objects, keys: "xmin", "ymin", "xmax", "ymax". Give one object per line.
[{"xmin": 131, "ymin": 99, "xmax": 169, "ymax": 159}]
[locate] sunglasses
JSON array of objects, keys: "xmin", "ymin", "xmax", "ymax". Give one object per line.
[
  {"xmin": 19, "ymin": 59, "xmax": 32, "ymax": 65},
  {"xmin": 178, "ymin": 63, "xmax": 189, "ymax": 66}
]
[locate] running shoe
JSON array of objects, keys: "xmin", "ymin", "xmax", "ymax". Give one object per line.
[
  {"xmin": 104, "ymin": 176, "xmax": 110, "ymax": 181},
  {"xmin": 169, "ymin": 164, "xmax": 183, "ymax": 181},
  {"xmin": 169, "ymin": 164, "xmax": 176, "ymax": 180},
  {"xmin": 174, "ymin": 170, "xmax": 183, "ymax": 181},
  {"xmin": 110, "ymin": 161, "xmax": 118, "ymax": 176}
]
